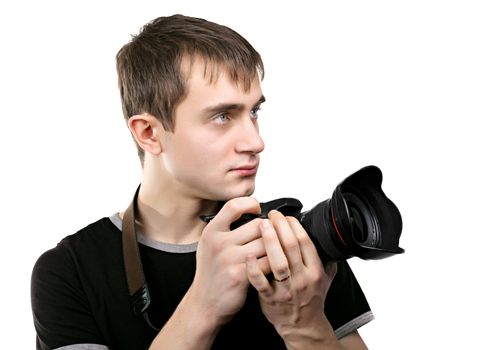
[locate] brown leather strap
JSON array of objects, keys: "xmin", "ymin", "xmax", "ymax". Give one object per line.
[
  {"xmin": 122, "ymin": 185, "xmax": 152, "ymax": 317},
  {"xmin": 122, "ymin": 184, "xmax": 146, "ymax": 295}
]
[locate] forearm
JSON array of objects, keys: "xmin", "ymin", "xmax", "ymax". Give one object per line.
[{"xmin": 149, "ymin": 288, "xmax": 222, "ymax": 350}]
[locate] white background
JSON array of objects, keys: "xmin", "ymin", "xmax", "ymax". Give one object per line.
[{"xmin": 1, "ymin": 0, "xmax": 490, "ymax": 348}]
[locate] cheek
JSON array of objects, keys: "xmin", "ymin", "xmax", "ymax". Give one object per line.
[{"xmin": 173, "ymin": 138, "xmax": 228, "ymax": 177}]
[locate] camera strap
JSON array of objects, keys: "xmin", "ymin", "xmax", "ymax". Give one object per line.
[{"xmin": 122, "ymin": 184, "xmax": 159, "ymax": 331}]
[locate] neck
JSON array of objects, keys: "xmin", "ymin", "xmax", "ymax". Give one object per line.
[{"xmin": 128, "ymin": 170, "xmax": 219, "ymax": 245}]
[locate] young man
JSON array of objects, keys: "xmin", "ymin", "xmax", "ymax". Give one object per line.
[{"xmin": 31, "ymin": 15, "xmax": 373, "ymax": 349}]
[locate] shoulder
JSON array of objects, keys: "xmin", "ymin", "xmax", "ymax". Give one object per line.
[
  {"xmin": 32, "ymin": 216, "xmax": 122, "ymax": 288},
  {"xmin": 31, "ymin": 217, "xmax": 120, "ymax": 349},
  {"xmin": 60, "ymin": 216, "xmax": 122, "ymax": 251}
]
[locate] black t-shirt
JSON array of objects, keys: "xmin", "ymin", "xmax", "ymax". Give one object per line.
[{"xmin": 31, "ymin": 215, "xmax": 373, "ymax": 349}]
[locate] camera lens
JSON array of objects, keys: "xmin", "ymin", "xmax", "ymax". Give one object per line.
[
  {"xmin": 348, "ymin": 204, "xmax": 366, "ymax": 243},
  {"xmin": 300, "ymin": 166, "xmax": 403, "ymax": 261},
  {"xmin": 343, "ymin": 192, "xmax": 380, "ymax": 247}
]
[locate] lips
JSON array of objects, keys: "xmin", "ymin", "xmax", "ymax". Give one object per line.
[{"xmin": 231, "ymin": 163, "xmax": 259, "ymax": 176}]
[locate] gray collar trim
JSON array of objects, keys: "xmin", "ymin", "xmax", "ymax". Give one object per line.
[{"xmin": 109, "ymin": 212, "xmax": 198, "ymax": 253}]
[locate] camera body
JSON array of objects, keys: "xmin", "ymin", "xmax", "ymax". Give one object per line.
[{"xmin": 202, "ymin": 165, "xmax": 404, "ymax": 262}]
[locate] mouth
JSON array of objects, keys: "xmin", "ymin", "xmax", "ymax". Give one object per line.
[{"xmin": 230, "ymin": 164, "xmax": 259, "ymax": 177}]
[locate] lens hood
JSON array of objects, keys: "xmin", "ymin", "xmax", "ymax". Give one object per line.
[{"xmin": 330, "ymin": 165, "xmax": 404, "ymax": 259}]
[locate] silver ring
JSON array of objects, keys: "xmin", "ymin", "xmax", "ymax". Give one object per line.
[{"xmin": 274, "ymin": 275, "xmax": 291, "ymax": 282}]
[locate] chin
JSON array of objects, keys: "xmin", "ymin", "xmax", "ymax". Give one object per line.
[
  {"xmin": 218, "ymin": 185, "xmax": 256, "ymax": 201},
  {"xmin": 198, "ymin": 176, "xmax": 257, "ymax": 201}
]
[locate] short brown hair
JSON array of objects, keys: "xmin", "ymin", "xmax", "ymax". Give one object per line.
[{"xmin": 116, "ymin": 14, "xmax": 264, "ymax": 164}]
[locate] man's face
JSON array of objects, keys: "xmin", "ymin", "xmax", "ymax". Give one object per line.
[{"xmin": 159, "ymin": 60, "xmax": 265, "ymax": 201}]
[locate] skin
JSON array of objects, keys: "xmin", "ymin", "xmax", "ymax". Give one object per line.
[{"xmin": 125, "ymin": 56, "xmax": 368, "ymax": 349}]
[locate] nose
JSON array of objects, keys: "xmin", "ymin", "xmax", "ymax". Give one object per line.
[{"xmin": 235, "ymin": 117, "xmax": 265, "ymax": 155}]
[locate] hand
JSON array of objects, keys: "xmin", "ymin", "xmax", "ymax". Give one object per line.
[
  {"xmin": 245, "ymin": 210, "xmax": 338, "ymax": 345},
  {"xmin": 188, "ymin": 197, "xmax": 269, "ymax": 327}
]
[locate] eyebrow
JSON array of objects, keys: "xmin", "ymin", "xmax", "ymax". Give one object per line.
[{"xmin": 202, "ymin": 95, "xmax": 266, "ymax": 115}]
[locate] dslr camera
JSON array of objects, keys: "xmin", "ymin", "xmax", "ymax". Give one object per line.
[{"xmin": 202, "ymin": 165, "xmax": 404, "ymax": 262}]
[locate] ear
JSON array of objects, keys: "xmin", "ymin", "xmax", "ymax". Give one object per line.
[{"xmin": 127, "ymin": 114, "xmax": 163, "ymax": 156}]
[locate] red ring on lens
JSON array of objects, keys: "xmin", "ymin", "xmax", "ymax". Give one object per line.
[{"xmin": 331, "ymin": 214, "xmax": 348, "ymax": 247}]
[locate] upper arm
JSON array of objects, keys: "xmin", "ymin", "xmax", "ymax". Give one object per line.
[
  {"xmin": 31, "ymin": 244, "xmax": 106, "ymax": 349},
  {"xmin": 339, "ymin": 330, "xmax": 368, "ymax": 350}
]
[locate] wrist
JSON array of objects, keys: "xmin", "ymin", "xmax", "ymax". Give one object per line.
[
  {"xmin": 279, "ymin": 316, "xmax": 343, "ymax": 350},
  {"xmin": 184, "ymin": 284, "xmax": 224, "ymax": 335}
]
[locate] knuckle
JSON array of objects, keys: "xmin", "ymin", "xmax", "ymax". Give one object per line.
[
  {"xmin": 274, "ymin": 263, "xmax": 289, "ymax": 277},
  {"xmin": 283, "ymin": 236, "xmax": 299, "ymax": 251},
  {"xmin": 247, "ymin": 263, "xmax": 262, "ymax": 278},
  {"xmin": 312, "ymin": 270, "xmax": 326, "ymax": 284},
  {"xmin": 249, "ymin": 269, "xmax": 262, "ymax": 279},
  {"xmin": 251, "ymin": 217, "xmax": 263, "ymax": 226},
  {"xmin": 227, "ymin": 266, "xmax": 243, "ymax": 287},
  {"xmin": 257, "ymin": 286, "xmax": 270, "ymax": 294},
  {"xmin": 286, "ymin": 216, "xmax": 300, "ymax": 225},
  {"xmin": 295, "ymin": 277, "xmax": 308, "ymax": 293},
  {"xmin": 297, "ymin": 230, "xmax": 311, "ymax": 244},
  {"xmin": 225, "ymin": 199, "xmax": 241, "ymax": 213},
  {"xmin": 263, "ymin": 230, "xmax": 277, "ymax": 244},
  {"xmin": 280, "ymin": 291, "xmax": 293, "ymax": 303},
  {"xmin": 248, "ymin": 196, "xmax": 260, "ymax": 207},
  {"xmin": 258, "ymin": 256, "xmax": 271, "ymax": 275}
]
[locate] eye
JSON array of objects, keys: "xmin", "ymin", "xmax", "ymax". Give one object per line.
[
  {"xmin": 250, "ymin": 105, "xmax": 262, "ymax": 120},
  {"xmin": 212, "ymin": 112, "xmax": 230, "ymax": 124}
]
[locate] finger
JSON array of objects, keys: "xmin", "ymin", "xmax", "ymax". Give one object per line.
[
  {"xmin": 209, "ymin": 197, "xmax": 261, "ymax": 232},
  {"xmin": 240, "ymin": 236, "xmax": 266, "ymax": 260},
  {"xmin": 260, "ymin": 218, "xmax": 290, "ymax": 281},
  {"xmin": 257, "ymin": 255, "xmax": 271, "ymax": 276},
  {"xmin": 269, "ymin": 211, "xmax": 304, "ymax": 273},
  {"xmin": 232, "ymin": 218, "xmax": 263, "ymax": 245},
  {"xmin": 246, "ymin": 255, "xmax": 273, "ymax": 296},
  {"xmin": 286, "ymin": 216, "xmax": 323, "ymax": 269}
]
